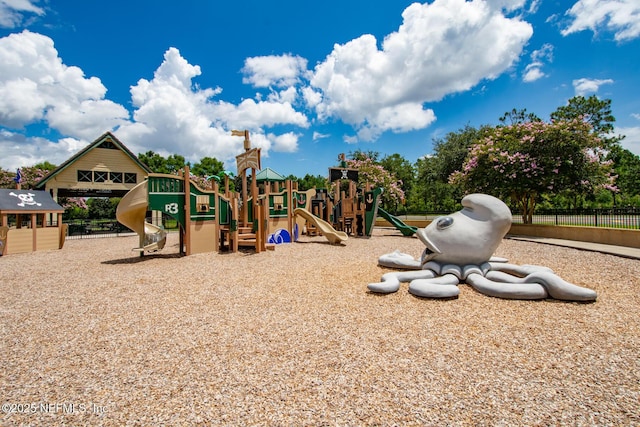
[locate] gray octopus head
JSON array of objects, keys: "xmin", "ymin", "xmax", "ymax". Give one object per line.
[{"xmin": 417, "ymin": 193, "xmax": 512, "ymax": 266}]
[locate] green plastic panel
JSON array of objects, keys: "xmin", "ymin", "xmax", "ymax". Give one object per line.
[{"xmin": 148, "ymin": 176, "xmax": 186, "ymax": 228}]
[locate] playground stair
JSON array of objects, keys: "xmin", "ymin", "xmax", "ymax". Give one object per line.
[
  {"xmin": 235, "ymin": 225, "xmax": 276, "ymax": 251},
  {"xmin": 237, "ymin": 225, "xmax": 257, "ymax": 247}
]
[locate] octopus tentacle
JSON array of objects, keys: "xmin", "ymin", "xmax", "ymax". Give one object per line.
[
  {"xmin": 466, "ymin": 273, "xmax": 548, "ymax": 300},
  {"xmin": 408, "ymin": 274, "xmax": 461, "ymax": 298},
  {"xmin": 520, "ymin": 271, "xmax": 597, "ymax": 301},
  {"xmin": 486, "ymin": 270, "xmax": 531, "ymax": 283},
  {"xmin": 488, "ymin": 262, "xmax": 554, "ymax": 277},
  {"xmin": 487, "ymin": 265, "xmax": 597, "ymax": 301},
  {"xmin": 368, "ymin": 270, "xmax": 436, "ymax": 294},
  {"xmin": 378, "ymin": 250, "xmax": 422, "ymax": 270}
]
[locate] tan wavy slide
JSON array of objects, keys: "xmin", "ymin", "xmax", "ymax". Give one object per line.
[
  {"xmin": 116, "ymin": 181, "xmax": 167, "ymax": 252},
  {"xmin": 294, "ymin": 208, "xmax": 348, "ymax": 244}
]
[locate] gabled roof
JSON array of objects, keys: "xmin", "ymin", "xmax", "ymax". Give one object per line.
[
  {"xmin": 35, "ymin": 132, "xmax": 152, "ymax": 189},
  {"xmin": 256, "ymin": 167, "xmax": 285, "ymax": 182}
]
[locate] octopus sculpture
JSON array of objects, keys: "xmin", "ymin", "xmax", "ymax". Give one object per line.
[{"xmin": 368, "ymin": 193, "xmax": 597, "ymax": 301}]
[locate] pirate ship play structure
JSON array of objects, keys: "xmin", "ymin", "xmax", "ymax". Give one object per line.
[
  {"xmin": 115, "ymin": 130, "xmax": 319, "ymax": 256},
  {"xmin": 0, "ymin": 189, "xmax": 66, "ymax": 255}
]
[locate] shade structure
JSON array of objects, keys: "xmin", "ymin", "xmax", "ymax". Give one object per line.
[{"xmin": 255, "ymin": 167, "xmax": 285, "ymax": 183}]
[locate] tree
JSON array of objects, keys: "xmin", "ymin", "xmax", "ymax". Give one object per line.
[
  {"xmin": 138, "ymin": 151, "xmax": 167, "ymax": 173},
  {"xmin": 296, "ymin": 174, "xmax": 328, "ymax": 191},
  {"xmin": 87, "ymin": 198, "xmax": 116, "ymax": 219},
  {"xmin": 412, "ymin": 156, "xmax": 460, "ymax": 212},
  {"xmin": 406, "ymin": 125, "xmax": 490, "ymax": 211},
  {"xmin": 432, "ymin": 125, "xmax": 490, "ymax": 182},
  {"xmin": 191, "ymin": 156, "xmax": 224, "ymax": 177},
  {"xmin": 345, "ymin": 157, "xmax": 404, "ymax": 209},
  {"xmin": 0, "ymin": 166, "xmax": 52, "ymax": 190},
  {"xmin": 380, "ymin": 154, "xmax": 415, "ymax": 212},
  {"xmin": 499, "ymin": 108, "xmax": 541, "ymax": 125},
  {"xmin": 0, "ymin": 168, "xmax": 16, "ymax": 188},
  {"xmin": 166, "ymin": 154, "xmax": 187, "ymax": 174},
  {"xmin": 349, "ymin": 150, "xmax": 380, "ymax": 162},
  {"xmin": 33, "ymin": 161, "xmax": 57, "ymax": 172},
  {"xmin": 450, "ymin": 119, "xmax": 614, "ymax": 223},
  {"xmin": 607, "ymin": 145, "xmax": 640, "ymax": 204},
  {"xmin": 63, "ymin": 200, "xmax": 89, "ymax": 220},
  {"xmin": 550, "ymin": 95, "xmax": 623, "ymax": 147},
  {"xmin": 138, "ymin": 151, "xmax": 187, "ymax": 174}
]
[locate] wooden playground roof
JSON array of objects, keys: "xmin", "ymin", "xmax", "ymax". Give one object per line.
[{"xmin": 0, "ymin": 189, "xmax": 64, "ymax": 213}]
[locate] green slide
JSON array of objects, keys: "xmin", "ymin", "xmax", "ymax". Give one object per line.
[{"xmin": 377, "ymin": 208, "xmax": 418, "ymax": 236}]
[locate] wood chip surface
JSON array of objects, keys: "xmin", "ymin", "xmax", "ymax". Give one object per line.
[{"xmin": 1, "ymin": 229, "xmax": 639, "ymax": 426}]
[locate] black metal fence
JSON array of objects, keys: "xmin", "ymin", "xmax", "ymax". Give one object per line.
[
  {"xmin": 511, "ymin": 207, "xmax": 640, "ymax": 229},
  {"xmin": 65, "ymin": 219, "xmax": 135, "ymax": 239},
  {"xmin": 394, "ymin": 207, "xmax": 640, "ymax": 230},
  {"xmin": 66, "ymin": 207, "xmax": 640, "ymax": 239},
  {"xmin": 64, "ymin": 214, "xmax": 178, "ymax": 239}
]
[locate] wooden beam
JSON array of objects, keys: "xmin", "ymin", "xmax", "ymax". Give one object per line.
[{"xmin": 184, "ymin": 166, "xmax": 192, "ymax": 256}]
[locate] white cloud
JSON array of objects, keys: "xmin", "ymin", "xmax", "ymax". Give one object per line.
[
  {"xmin": 357, "ymin": 103, "xmax": 437, "ymax": 142},
  {"xmin": 266, "ymin": 86, "xmax": 298, "ymax": 104},
  {"xmin": 343, "ymin": 135, "xmax": 358, "ymax": 144},
  {"xmin": 0, "ymin": 0, "xmax": 44, "ymax": 28},
  {"xmin": 522, "ymin": 43, "xmax": 553, "ymax": 82},
  {"xmin": 312, "ymin": 131, "xmax": 330, "ymax": 141},
  {"xmin": 212, "ymin": 98, "xmax": 308, "ymax": 130},
  {"xmin": 0, "ymin": 30, "xmax": 130, "ymax": 168},
  {"xmin": 617, "ymin": 126, "xmax": 640, "ymax": 156},
  {"xmin": 242, "ymin": 54, "xmax": 309, "ymax": 88},
  {"xmin": 0, "ymin": 31, "xmax": 130, "ymax": 137},
  {"xmin": 268, "ymin": 132, "xmax": 299, "ymax": 152},
  {"xmin": 0, "ymin": 1, "xmax": 541, "ymax": 168},
  {"xmin": 485, "ymin": 0, "xmax": 528, "ymax": 12},
  {"xmin": 0, "ymin": 35, "xmax": 310, "ymax": 170},
  {"xmin": 0, "ymin": 129, "xmax": 85, "ymax": 170},
  {"xmin": 527, "ymin": 0, "xmax": 541, "ymax": 14},
  {"xmin": 308, "ymin": 0, "xmax": 533, "ymax": 141},
  {"xmin": 0, "ymin": 1, "xmax": 548, "ymax": 169},
  {"xmin": 301, "ymin": 87, "xmax": 322, "ymax": 109},
  {"xmin": 562, "ymin": 0, "xmax": 640, "ymax": 42},
  {"xmin": 523, "ymin": 66, "xmax": 545, "ymax": 82},
  {"xmin": 118, "ymin": 47, "xmax": 309, "ymax": 167},
  {"xmin": 572, "ymin": 77, "xmax": 614, "ymax": 95}
]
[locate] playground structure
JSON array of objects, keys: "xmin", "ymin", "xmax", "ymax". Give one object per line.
[
  {"xmin": 116, "ymin": 180, "xmax": 168, "ymax": 252},
  {"xmin": 377, "ymin": 208, "xmax": 418, "ymax": 236},
  {"xmin": 0, "ymin": 189, "xmax": 66, "ymax": 255},
  {"xmin": 294, "ymin": 208, "xmax": 348, "ymax": 244},
  {"xmin": 302, "ymin": 157, "xmax": 379, "ymax": 239},
  {"xmin": 116, "ymin": 167, "xmax": 318, "ymax": 256},
  {"xmin": 115, "ymin": 142, "xmax": 419, "ymax": 256},
  {"xmin": 301, "ymin": 154, "xmax": 415, "ymax": 239},
  {"xmin": 116, "ymin": 131, "xmax": 317, "ymax": 256}
]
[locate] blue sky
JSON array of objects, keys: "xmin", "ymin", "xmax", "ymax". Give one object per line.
[{"xmin": 1, "ymin": 0, "xmax": 639, "ymax": 178}]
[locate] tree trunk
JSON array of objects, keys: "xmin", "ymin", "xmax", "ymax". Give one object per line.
[{"xmin": 513, "ymin": 191, "xmax": 536, "ymax": 224}]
